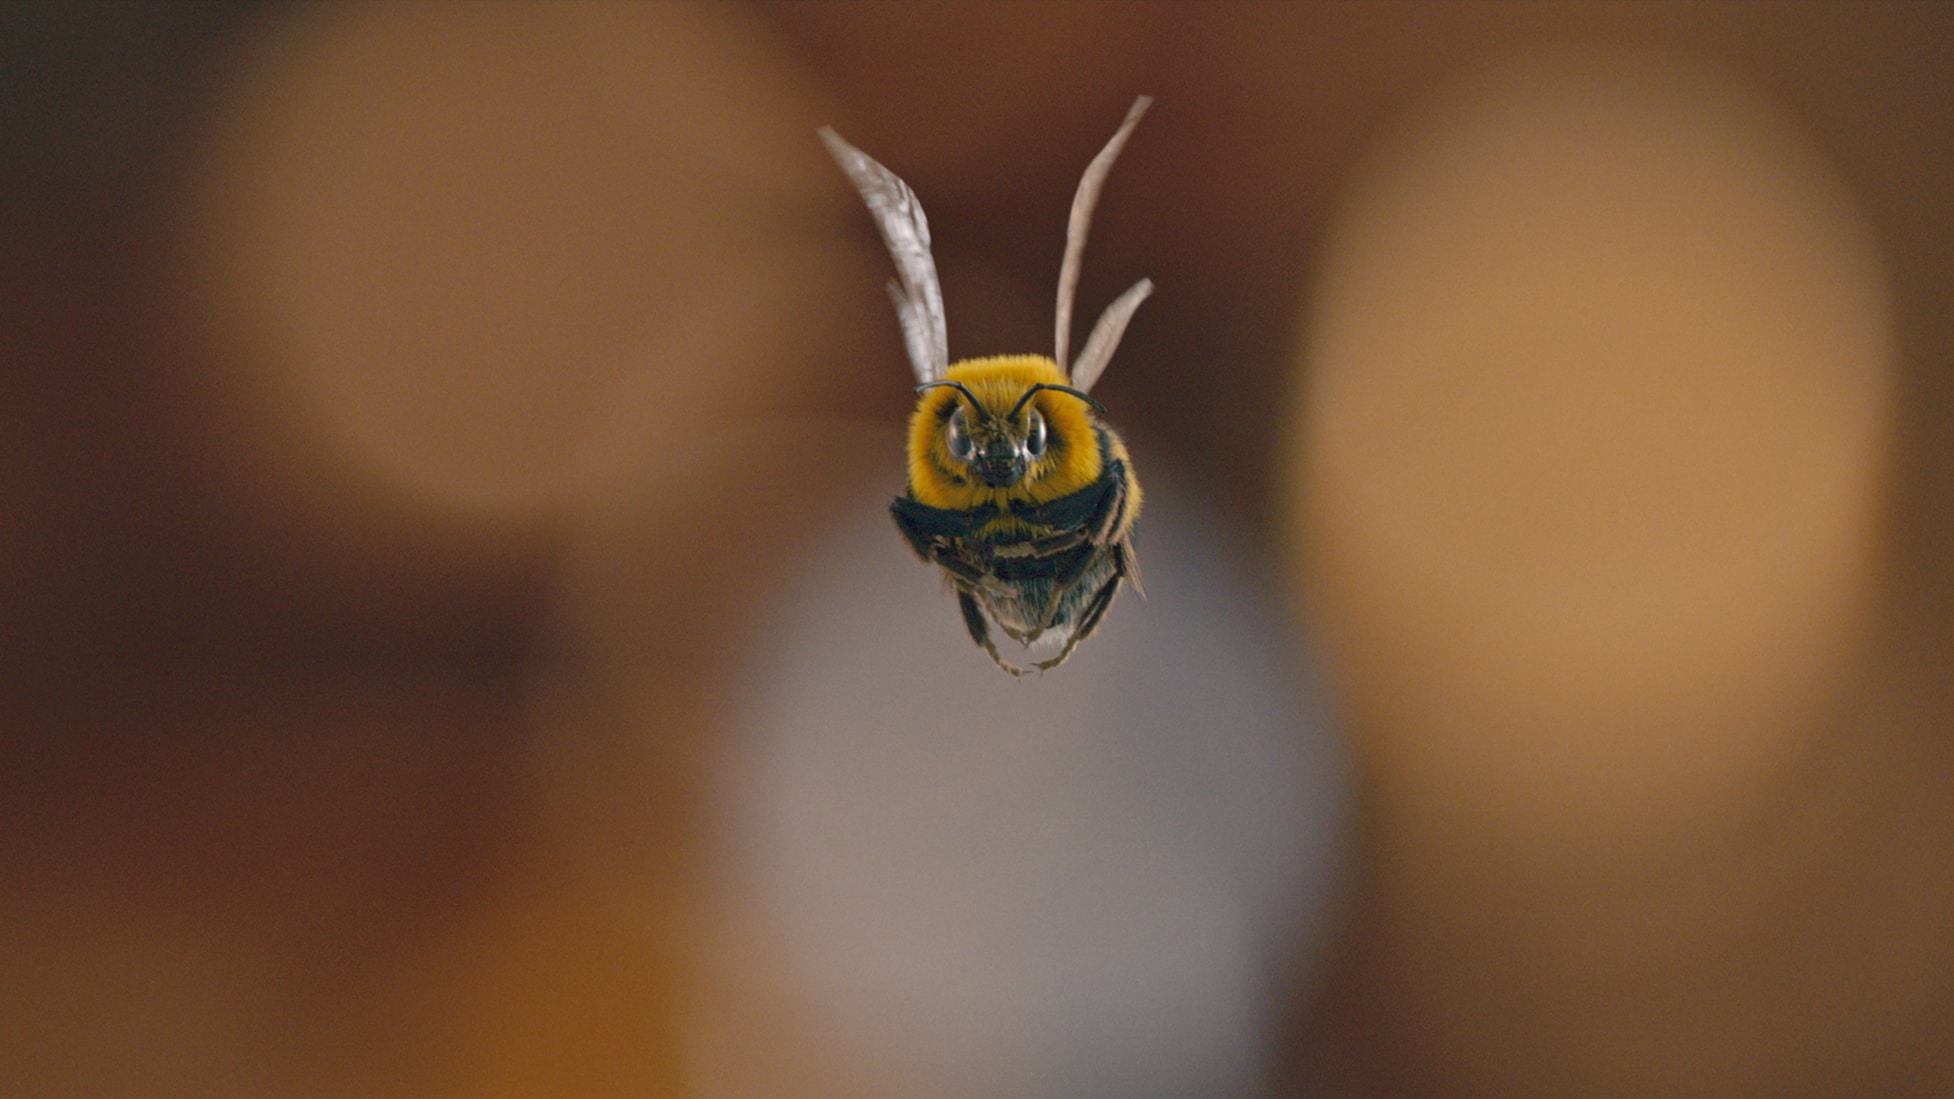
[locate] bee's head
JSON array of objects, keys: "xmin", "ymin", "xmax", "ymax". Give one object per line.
[{"xmin": 919, "ymin": 380, "xmax": 1103, "ymax": 490}]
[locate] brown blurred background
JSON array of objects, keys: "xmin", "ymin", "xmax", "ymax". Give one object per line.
[{"xmin": 3, "ymin": 1, "xmax": 1952, "ymax": 1096}]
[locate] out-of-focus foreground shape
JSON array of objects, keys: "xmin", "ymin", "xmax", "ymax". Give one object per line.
[
  {"xmin": 1299, "ymin": 45, "xmax": 1892, "ymax": 858},
  {"xmin": 180, "ymin": 0, "xmax": 846, "ymax": 524},
  {"xmin": 1287, "ymin": 45, "xmax": 1952, "ymax": 1095},
  {"xmin": 3, "ymin": 2, "xmax": 874, "ymax": 1096}
]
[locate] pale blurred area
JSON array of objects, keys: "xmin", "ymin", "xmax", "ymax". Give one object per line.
[
  {"xmin": 3, "ymin": 3, "xmax": 1952, "ymax": 1097},
  {"xmin": 674, "ymin": 481, "xmax": 1339, "ymax": 1098}
]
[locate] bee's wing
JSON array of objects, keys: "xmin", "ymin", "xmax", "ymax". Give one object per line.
[
  {"xmin": 1055, "ymin": 95, "xmax": 1151, "ymax": 378},
  {"xmin": 819, "ymin": 127, "xmax": 950, "ymax": 384},
  {"xmin": 1070, "ymin": 278, "xmax": 1152, "ymax": 395}
]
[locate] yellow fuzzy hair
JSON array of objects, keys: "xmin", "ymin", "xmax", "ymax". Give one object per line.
[{"xmin": 905, "ymin": 355, "xmax": 1106, "ymax": 513}]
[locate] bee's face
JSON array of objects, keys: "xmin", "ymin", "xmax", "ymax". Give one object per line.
[
  {"xmin": 907, "ymin": 356, "xmax": 1104, "ymax": 511},
  {"xmin": 944, "ymin": 402, "xmax": 1048, "ymax": 488}
]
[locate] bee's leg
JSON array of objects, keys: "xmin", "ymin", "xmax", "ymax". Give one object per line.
[
  {"xmin": 1033, "ymin": 570, "xmax": 1081, "ymax": 633},
  {"xmin": 889, "ymin": 503, "xmax": 936, "ymax": 564},
  {"xmin": 959, "ymin": 589, "xmax": 1026, "ymax": 677},
  {"xmin": 993, "ymin": 529, "xmax": 1087, "ymax": 559},
  {"xmin": 1031, "ymin": 543, "xmax": 1099, "ymax": 632},
  {"xmin": 1034, "ymin": 575, "xmax": 1121, "ymax": 672},
  {"xmin": 1034, "ymin": 470, "xmax": 1134, "ymax": 633},
  {"xmin": 931, "ymin": 544, "xmax": 989, "ymax": 586},
  {"xmin": 998, "ymin": 535, "xmax": 1096, "ymax": 634},
  {"xmin": 1113, "ymin": 537, "xmax": 1144, "ymax": 598},
  {"xmin": 1086, "ymin": 459, "xmax": 1131, "ymax": 545}
]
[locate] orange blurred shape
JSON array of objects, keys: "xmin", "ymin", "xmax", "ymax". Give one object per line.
[
  {"xmin": 1281, "ymin": 43, "xmax": 1929, "ymax": 1098},
  {"xmin": 362, "ymin": 881, "xmax": 693, "ymax": 1099},
  {"xmin": 180, "ymin": 0, "xmax": 847, "ymax": 525},
  {"xmin": 1290, "ymin": 46, "xmax": 1892, "ymax": 857},
  {"xmin": 100, "ymin": 2, "xmax": 891, "ymax": 1096}
]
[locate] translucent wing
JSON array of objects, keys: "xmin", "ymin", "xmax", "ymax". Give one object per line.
[
  {"xmin": 1054, "ymin": 95, "xmax": 1152, "ymax": 380},
  {"xmin": 819, "ymin": 127, "xmax": 949, "ymax": 384},
  {"xmin": 1070, "ymin": 278, "xmax": 1152, "ymax": 395}
]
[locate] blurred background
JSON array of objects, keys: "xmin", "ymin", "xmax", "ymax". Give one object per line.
[{"xmin": 2, "ymin": 2, "xmax": 1951, "ymax": 1096}]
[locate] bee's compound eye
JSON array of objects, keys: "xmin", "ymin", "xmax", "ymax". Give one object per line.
[
  {"xmin": 1024, "ymin": 407, "xmax": 1047, "ymax": 458},
  {"xmin": 945, "ymin": 407, "xmax": 975, "ymax": 462}
]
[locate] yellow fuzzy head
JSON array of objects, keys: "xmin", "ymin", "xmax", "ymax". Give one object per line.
[{"xmin": 906, "ymin": 355, "xmax": 1105, "ymax": 513}]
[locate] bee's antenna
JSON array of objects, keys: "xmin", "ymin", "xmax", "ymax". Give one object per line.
[
  {"xmin": 1006, "ymin": 384, "xmax": 1106, "ymax": 422},
  {"xmin": 915, "ymin": 380, "xmax": 995, "ymax": 423}
]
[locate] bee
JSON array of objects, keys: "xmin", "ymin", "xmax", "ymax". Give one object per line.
[{"xmin": 821, "ymin": 96, "xmax": 1152, "ymax": 675}]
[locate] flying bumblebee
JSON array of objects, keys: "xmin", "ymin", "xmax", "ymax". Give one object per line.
[{"xmin": 821, "ymin": 96, "xmax": 1152, "ymax": 675}]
